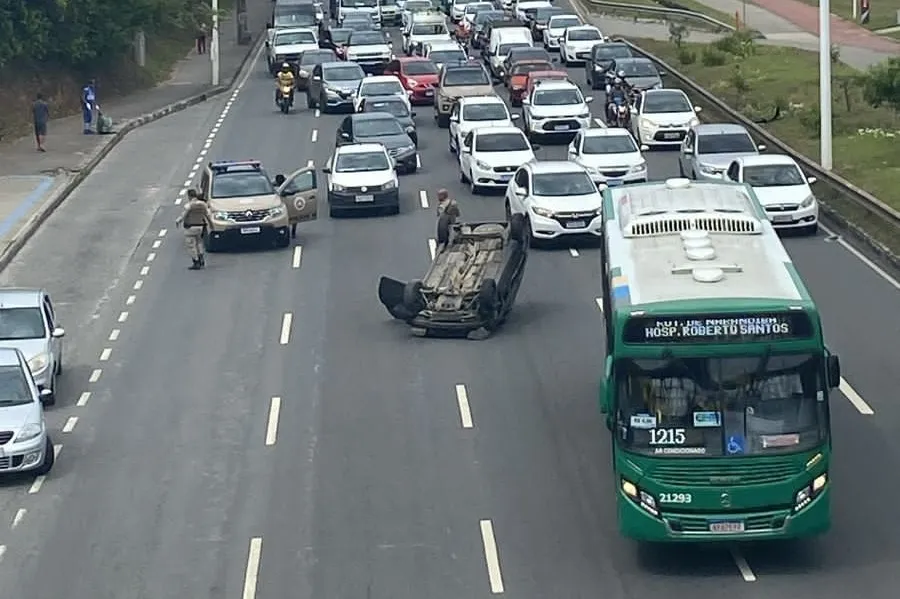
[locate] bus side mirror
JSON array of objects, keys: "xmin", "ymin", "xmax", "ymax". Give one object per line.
[
  {"xmin": 599, "ymin": 355, "xmax": 613, "ymax": 414},
  {"xmin": 826, "ymin": 353, "xmax": 841, "ymax": 389}
]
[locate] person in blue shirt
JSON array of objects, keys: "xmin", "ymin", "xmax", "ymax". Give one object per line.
[{"xmin": 81, "ymin": 79, "xmax": 96, "ymax": 134}]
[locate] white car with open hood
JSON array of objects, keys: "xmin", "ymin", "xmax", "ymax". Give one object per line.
[{"xmin": 458, "ymin": 127, "xmax": 536, "ymax": 194}]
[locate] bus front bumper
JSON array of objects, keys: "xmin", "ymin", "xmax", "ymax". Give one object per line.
[{"xmin": 617, "ymin": 487, "xmax": 830, "ymax": 542}]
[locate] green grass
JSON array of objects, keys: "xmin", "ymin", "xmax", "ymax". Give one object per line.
[
  {"xmin": 631, "ymin": 34, "xmax": 900, "ymax": 254},
  {"xmin": 794, "ymin": 0, "xmax": 900, "ymax": 31}
]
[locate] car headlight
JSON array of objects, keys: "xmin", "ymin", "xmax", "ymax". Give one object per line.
[
  {"xmin": 689, "ymin": 117, "xmax": 700, "ymax": 127},
  {"xmin": 28, "ymin": 353, "xmax": 49, "ymax": 373},
  {"xmin": 332, "ymin": 182, "xmax": 346, "ymax": 191},
  {"xmin": 324, "ymin": 86, "xmax": 340, "ymax": 96},
  {"xmin": 630, "ymin": 162, "xmax": 647, "ymax": 173},
  {"xmin": 399, "ymin": 144, "xmax": 416, "ymax": 154},
  {"xmin": 268, "ymin": 206, "xmax": 285, "ymax": 218},
  {"xmin": 699, "ymin": 164, "xmax": 720, "ymax": 175},
  {"xmin": 794, "ymin": 473, "xmax": 827, "ymax": 511},
  {"xmin": 638, "ymin": 117, "xmax": 655, "ymax": 130},
  {"xmin": 406, "ymin": 77, "xmax": 418, "ymax": 87},
  {"xmin": 298, "ymin": 68, "xmax": 309, "ymax": 77},
  {"xmin": 621, "ymin": 478, "xmax": 659, "ymax": 516},
  {"xmin": 800, "ymin": 194, "xmax": 816, "ymax": 208},
  {"xmin": 531, "ymin": 206, "xmax": 554, "ymax": 218},
  {"xmin": 15, "ymin": 422, "xmax": 43, "ymax": 443},
  {"xmin": 213, "ymin": 210, "xmax": 230, "ymax": 221},
  {"xmin": 383, "ymin": 179, "xmax": 397, "ymax": 190},
  {"xmin": 405, "ymin": 125, "xmax": 415, "ymax": 134},
  {"xmin": 474, "ymin": 159, "xmax": 490, "ymax": 170},
  {"xmin": 593, "ymin": 64, "xmax": 604, "ymax": 71},
  {"xmin": 577, "ymin": 111, "xmax": 590, "ymax": 119}
]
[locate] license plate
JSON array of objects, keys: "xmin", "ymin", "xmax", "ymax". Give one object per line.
[
  {"xmin": 663, "ymin": 132, "xmax": 681, "ymax": 140},
  {"xmin": 564, "ymin": 220, "xmax": 586, "ymax": 229},
  {"xmin": 709, "ymin": 520, "xmax": 745, "ymax": 533},
  {"xmin": 772, "ymin": 214, "xmax": 794, "ymax": 223},
  {"xmin": 553, "ymin": 125, "xmax": 569, "ymax": 131},
  {"xmin": 499, "ymin": 174, "xmax": 512, "ymax": 181},
  {"xmin": 240, "ymin": 227, "xmax": 261, "ymax": 234},
  {"xmin": 356, "ymin": 194, "xmax": 374, "ymax": 202},
  {"xmin": 425, "ymin": 90, "xmax": 433, "ymax": 96}
]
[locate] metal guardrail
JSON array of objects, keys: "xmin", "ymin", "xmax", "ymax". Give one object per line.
[
  {"xmin": 619, "ymin": 39, "xmax": 900, "ymax": 265},
  {"xmin": 586, "ymin": 0, "xmax": 736, "ymax": 32}
]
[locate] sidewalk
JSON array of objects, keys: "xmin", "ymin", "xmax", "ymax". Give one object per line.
[{"xmin": 0, "ymin": 0, "xmax": 269, "ymax": 268}]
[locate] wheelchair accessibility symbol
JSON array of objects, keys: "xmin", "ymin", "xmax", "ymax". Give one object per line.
[
  {"xmin": 726, "ymin": 435, "xmax": 745, "ymax": 455},
  {"xmin": 293, "ymin": 196, "xmax": 307, "ymax": 211}
]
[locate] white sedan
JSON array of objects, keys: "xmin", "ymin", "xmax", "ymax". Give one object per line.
[
  {"xmin": 448, "ymin": 95, "xmax": 518, "ymax": 154},
  {"xmin": 559, "ymin": 25, "xmax": 604, "ymax": 65},
  {"xmin": 459, "ymin": 127, "xmax": 536, "ymax": 194},
  {"xmin": 723, "ymin": 154, "xmax": 820, "ymax": 234},
  {"xmin": 354, "ymin": 75, "xmax": 410, "ymax": 111},
  {"xmin": 567, "ymin": 128, "xmax": 648, "ymax": 186}
]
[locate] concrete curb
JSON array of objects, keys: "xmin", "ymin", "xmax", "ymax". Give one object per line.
[{"xmin": 0, "ymin": 31, "xmax": 265, "ymax": 273}]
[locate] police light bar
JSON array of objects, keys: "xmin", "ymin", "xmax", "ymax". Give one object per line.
[{"xmin": 209, "ymin": 160, "xmax": 262, "ymax": 173}]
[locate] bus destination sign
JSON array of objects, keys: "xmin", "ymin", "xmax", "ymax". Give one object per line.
[{"xmin": 623, "ymin": 312, "xmax": 814, "ymax": 344}]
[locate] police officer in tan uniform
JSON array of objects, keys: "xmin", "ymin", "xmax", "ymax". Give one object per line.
[
  {"xmin": 435, "ymin": 188, "xmax": 461, "ymax": 247},
  {"xmin": 175, "ymin": 189, "xmax": 208, "ymax": 269}
]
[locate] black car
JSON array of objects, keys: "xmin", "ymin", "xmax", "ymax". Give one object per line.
[
  {"xmin": 529, "ymin": 6, "xmax": 564, "ymax": 40},
  {"xmin": 336, "ymin": 112, "xmax": 418, "ymax": 173},
  {"xmin": 359, "ymin": 95, "xmax": 419, "ymax": 145},
  {"xmin": 296, "ymin": 49, "xmax": 338, "ymax": 90},
  {"xmin": 471, "ymin": 10, "xmax": 505, "ymax": 49},
  {"xmin": 319, "ymin": 27, "xmax": 353, "ymax": 52},
  {"xmin": 585, "ymin": 42, "xmax": 634, "ymax": 89}
]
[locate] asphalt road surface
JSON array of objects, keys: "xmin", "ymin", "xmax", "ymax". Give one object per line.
[{"xmin": 0, "ymin": 6, "xmax": 897, "ymax": 599}]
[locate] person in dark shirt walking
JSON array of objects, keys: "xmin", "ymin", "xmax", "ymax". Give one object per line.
[
  {"xmin": 32, "ymin": 93, "xmax": 49, "ymax": 152},
  {"xmin": 197, "ymin": 23, "xmax": 208, "ymax": 54}
]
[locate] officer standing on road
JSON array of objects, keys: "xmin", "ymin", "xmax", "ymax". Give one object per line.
[
  {"xmin": 435, "ymin": 188, "xmax": 461, "ymax": 246},
  {"xmin": 175, "ymin": 189, "xmax": 209, "ymax": 269}
]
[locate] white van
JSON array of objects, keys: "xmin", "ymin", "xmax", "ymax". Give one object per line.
[
  {"xmin": 403, "ymin": 13, "xmax": 451, "ymax": 54},
  {"xmin": 487, "ymin": 28, "xmax": 533, "ymax": 78}
]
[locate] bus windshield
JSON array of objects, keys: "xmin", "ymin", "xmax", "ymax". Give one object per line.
[{"xmin": 615, "ymin": 353, "xmax": 827, "ymax": 457}]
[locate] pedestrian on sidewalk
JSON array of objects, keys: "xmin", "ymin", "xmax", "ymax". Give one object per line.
[
  {"xmin": 81, "ymin": 79, "xmax": 97, "ymax": 134},
  {"xmin": 32, "ymin": 93, "xmax": 49, "ymax": 152},
  {"xmin": 197, "ymin": 22, "xmax": 208, "ymax": 54}
]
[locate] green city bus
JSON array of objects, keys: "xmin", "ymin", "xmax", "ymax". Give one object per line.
[{"xmin": 598, "ymin": 178, "xmax": 842, "ymax": 542}]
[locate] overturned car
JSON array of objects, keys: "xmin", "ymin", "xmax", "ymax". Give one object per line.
[{"xmin": 378, "ymin": 214, "xmax": 528, "ymax": 339}]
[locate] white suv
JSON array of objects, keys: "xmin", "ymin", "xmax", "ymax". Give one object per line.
[
  {"xmin": 448, "ymin": 95, "xmax": 517, "ymax": 154},
  {"xmin": 559, "ymin": 24, "xmax": 604, "ymax": 65},
  {"xmin": 504, "ymin": 161, "xmax": 604, "ymax": 242},
  {"xmin": 566, "ymin": 128, "xmax": 648, "ymax": 186},
  {"xmin": 543, "ymin": 14, "xmax": 582, "ymax": 51},
  {"xmin": 522, "ymin": 79, "xmax": 593, "ymax": 140},
  {"xmin": 631, "ymin": 88, "xmax": 701, "ymax": 148},
  {"xmin": 459, "ymin": 126, "xmax": 536, "ymax": 194}
]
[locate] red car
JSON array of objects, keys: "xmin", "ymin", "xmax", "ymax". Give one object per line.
[
  {"xmin": 524, "ymin": 69, "xmax": 569, "ymax": 101},
  {"xmin": 383, "ymin": 57, "xmax": 439, "ymax": 105},
  {"xmin": 508, "ymin": 60, "xmax": 554, "ymax": 106}
]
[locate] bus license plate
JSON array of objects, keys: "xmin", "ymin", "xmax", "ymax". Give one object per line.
[
  {"xmin": 565, "ymin": 220, "xmax": 586, "ymax": 229},
  {"xmin": 356, "ymin": 194, "xmax": 374, "ymax": 202},
  {"xmin": 240, "ymin": 227, "xmax": 261, "ymax": 234},
  {"xmin": 709, "ymin": 520, "xmax": 745, "ymax": 533}
]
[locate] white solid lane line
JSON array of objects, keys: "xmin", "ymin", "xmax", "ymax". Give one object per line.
[
  {"xmin": 77, "ymin": 392, "xmax": 91, "ymax": 407},
  {"xmin": 62, "ymin": 417, "xmax": 78, "ymax": 433},
  {"xmin": 242, "ymin": 537, "xmax": 263, "ymax": 599},
  {"xmin": 730, "ymin": 546, "xmax": 757, "ymax": 582},
  {"xmin": 428, "ymin": 238, "xmax": 437, "ymax": 260},
  {"xmin": 279, "ymin": 313, "xmax": 293, "ymax": 345},
  {"xmin": 820, "ymin": 224, "xmax": 900, "ymax": 291},
  {"xmin": 11, "ymin": 508, "xmax": 25, "ymax": 529},
  {"xmin": 479, "ymin": 519, "xmax": 505, "ymax": 593},
  {"xmin": 292, "ymin": 246, "xmax": 303, "ymax": 269},
  {"xmin": 569, "ymin": 248, "xmax": 579, "ymax": 257},
  {"xmin": 265, "ymin": 397, "xmax": 281, "ymax": 446},
  {"xmin": 455, "ymin": 384, "xmax": 473, "ymax": 428},
  {"xmin": 419, "ymin": 190, "xmax": 428, "ymax": 208},
  {"xmin": 840, "ymin": 378, "xmax": 874, "ymax": 414}
]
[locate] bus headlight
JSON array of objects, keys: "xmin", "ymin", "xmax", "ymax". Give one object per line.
[
  {"xmin": 621, "ymin": 479, "xmax": 659, "ymax": 516},
  {"xmin": 794, "ymin": 473, "xmax": 827, "ymax": 511}
]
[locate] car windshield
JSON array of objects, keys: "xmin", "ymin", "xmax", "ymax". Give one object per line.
[
  {"xmin": 349, "ymin": 32, "xmax": 384, "ymax": 45},
  {"xmin": 618, "ymin": 60, "xmax": 657, "ymax": 76},
  {"xmin": 498, "ymin": 42, "xmax": 531, "ymax": 56},
  {"xmin": 698, "ymin": 132, "xmax": 757, "ymax": 154},
  {"xmin": 0, "ymin": 308, "xmax": 45, "ymax": 341},
  {"xmin": 476, "ymin": 11, "xmax": 504, "ymax": 24},
  {"xmin": 466, "ymin": 3, "xmax": 493, "ymax": 13},
  {"xmin": 594, "ymin": 45, "xmax": 632, "ymax": 59},
  {"xmin": 344, "ymin": 0, "xmax": 377, "ymax": 6},
  {"xmin": 462, "ymin": 103, "xmax": 508, "ymax": 121},
  {"xmin": 583, "ymin": 135, "xmax": 638, "ymax": 154},
  {"xmin": 535, "ymin": 8, "xmax": 562, "ymax": 22},
  {"xmin": 430, "ymin": 50, "xmax": 466, "ymax": 64},
  {"xmin": 403, "ymin": 60, "xmax": 438, "ymax": 75},
  {"xmin": 413, "ymin": 23, "xmax": 449, "ymax": 35},
  {"xmin": 512, "ymin": 62, "xmax": 551, "ymax": 75},
  {"xmin": 454, "ymin": 0, "xmax": 475, "ymax": 5},
  {"xmin": 615, "ymin": 355, "xmax": 827, "ymax": 457},
  {"xmin": 533, "ymin": 88, "xmax": 582, "ymax": 105},
  {"xmin": 474, "ymin": 132, "xmax": 529, "ymax": 152},
  {"xmin": 533, "ymin": 172, "xmax": 596, "ymax": 196},
  {"xmin": 330, "ymin": 29, "xmax": 353, "ymax": 43},
  {"xmin": 550, "ymin": 16, "xmax": 580, "ymax": 28},
  {"xmin": 568, "ymin": 28, "xmax": 601, "ymax": 40},
  {"xmin": 275, "ymin": 31, "xmax": 316, "ymax": 45},
  {"xmin": 643, "ymin": 92, "xmax": 692, "ymax": 113},
  {"xmin": 361, "ymin": 81, "xmax": 403, "ymax": 96},
  {"xmin": 211, "ymin": 173, "xmax": 273, "ymax": 199},
  {"xmin": 335, "ymin": 151, "xmax": 390, "ymax": 172},
  {"xmin": 743, "ymin": 164, "xmax": 806, "ymax": 187},
  {"xmin": 364, "ymin": 99, "xmax": 410, "ymax": 117},
  {"xmin": 406, "ymin": 0, "xmax": 432, "ymax": 9},
  {"xmin": 444, "ymin": 68, "xmax": 489, "ymax": 85},
  {"xmin": 356, "ymin": 117, "xmax": 404, "ymax": 136},
  {"xmin": 274, "ymin": 13, "xmax": 316, "ymax": 26},
  {"xmin": 300, "ymin": 50, "xmax": 335, "ymax": 64},
  {"xmin": 344, "ymin": 20, "xmax": 374, "ymax": 30},
  {"xmin": 325, "ymin": 65, "xmax": 364, "ymax": 80},
  {"xmin": 0, "ymin": 366, "xmax": 33, "ymax": 406}
]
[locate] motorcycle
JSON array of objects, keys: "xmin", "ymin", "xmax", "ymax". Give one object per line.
[
  {"xmin": 607, "ymin": 96, "xmax": 630, "ymax": 128},
  {"xmin": 277, "ymin": 84, "xmax": 294, "ymax": 114}
]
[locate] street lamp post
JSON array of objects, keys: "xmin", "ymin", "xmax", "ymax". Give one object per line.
[
  {"xmin": 819, "ymin": 0, "xmax": 833, "ymax": 170},
  {"xmin": 211, "ymin": 0, "xmax": 221, "ymax": 86}
]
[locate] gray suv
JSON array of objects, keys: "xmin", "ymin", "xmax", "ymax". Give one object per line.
[
  {"xmin": 679, "ymin": 123, "xmax": 765, "ymax": 180},
  {"xmin": 0, "ymin": 347, "xmax": 55, "ymax": 475},
  {"xmin": 306, "ymin": 61, "xmax": 366, "ymax": 113},
  {"xmin": 0, "ymin": 289, "xmax": 64, "ymax": 405}
]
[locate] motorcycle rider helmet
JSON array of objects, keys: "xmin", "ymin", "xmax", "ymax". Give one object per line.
[
  {"xmin": 617, "ymin": 70, "xmax": 626, "ymax": 78},
  {"xmin": 281, "ymin": 62, "xmax": 291, "ymax": 72}
]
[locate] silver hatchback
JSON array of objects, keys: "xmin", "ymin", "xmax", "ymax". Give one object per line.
[
  {"xmin": 0, "ymin": 289, "xmax": 64, "ymax": 405},
  {"xmin": 0, "ymin": 347, "xmax": 54, "ymax": 475},
  {"xmin": 679, "ymin": 123, "xmax": 765, "ymax": 180}
]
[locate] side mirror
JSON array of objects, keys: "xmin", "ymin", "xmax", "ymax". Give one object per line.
[
  {"xmin": 584, "ymin": 96, "xmax": 593, "ymax": 103},
  {"xmin": 694, "ymin": 105, "xmax": 702, "ymax": 113},
  {"xmin": 658, "ymin": 70, "xmax": 667, "ymax": 76},
  {"xmin": 313, "ymin": 75, "xmax": 322, "ymax": 81},
  {"xmin": 51, "ymin": 327, "xmax": 65, "ymax": 338},
  {"xmin": 450, "ymin": 115, "xmax": 459, "ymax": 123},
  {"xmin": 807, "ymin": 176, "xmax": 817, "ymax": 184},
  {"xmin": 461, "ymin": 144, "xmax": 471, "ymax": 153},
  {"xmin": 599, "ymin": 355, "xmax": 613, "ymax": 414},
  {"xmin": 266, "ymin": 22, "xmax": 273, "ymax": 28},
  {"xmin": 322, "ymin": 166, "xmax": 332, "ymax": 173},
  {"xmin": 39, "ymin": 388, "xmax": 53, "ymax": 401},
  {"xmin": 639, "ymin": 144, "xmax": 649, "ymax": 151},
  {"xmin": 757, "ymin": 144, "xmax": 766, "ymax": 151},
  {"xmin": 522, "ymin": 99, "xmax": 529, "ymax": 105},
  {"xmin": 340, "ymin": 132, "xmax": 351, "ymax": 139},
  {"xmin": 511, "ymin": 114, "xmax": 520, "ymax": 120},
  {"xmin": 629, "ymin": 106, "xmax": 637, "ymax": 113},
  {"xmin": 514, "ymin": 189, "xmax": 527, "ymax": 198},
  {"xmin": 826, "ymin": 354, "xmax": 841, "ymax": 389},
  {"xmin": 682, "ymin": 147, "xmax": 693, "ymax": 154},
  {"xmin": 531, "ymin": 144, "xmax": 541, "ymax": 150}
]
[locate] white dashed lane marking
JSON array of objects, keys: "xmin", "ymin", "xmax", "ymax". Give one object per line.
[
  {"xmin": 479, "ymin": 519, "xmax": 505, "ymax": 593},
  {"xmin": 28, "ymin": 476, "xmax": 45, "ymax": 495},
  {"xmin": 126, "ymin": 296, "xmax": 136, "ymax": 306},
  {"xmin": 99, "ymin": 348, "xmax": 111, "ymax": 361},
  {"xmin": 11, "ymin": 509, "xmax": 25, "ymax": 529},
  {"xmin": 292, "ymin": 246, "xmax": 303, "ymax": 269},
  {"xmin": 455, "ymin": 384, "xmax": 473, "ymax": 428},
  {"xmin": 62, "ymin": 417, "xmax": 78, "ymax": 433},
  {"xmin": 428, "ymin": 239, "xmax": 437, "ymax": 260},
  {"xmin": 88, "ymin": 369, "xmax": 102, "ymax": 383},
  {"xmin": 265, "ymin": 397, "xmax": 281, "ymax": 446},
  {"xmin": 77, "ymin": 392, "xmax": 91, "ymax": 407},
  {"xmin": 279, "ymin": 313, "xmax": 293, "ymax": 345},
  {"xmin": 595, "ymin": 298, "xmax": 603, "ymax": 313},
  {"xmin": 840, "ymin": 378, "xmax": 874, "ymax": 414},
  {"xmin": 569, "ymin": 248, "xmax": 579, "ymax": 257},
  {"xmin": 311, "ymin": 129, "xmax": 318, "ymax": 142},
  {"xmin": 730, "ymin": 546, "xmax": 757, "ymax": 582},
  {"xmin": 147, "ymin": 252, "xmax": 156, "ymax": 262},
  {"xmin": 109, "ymin": 329, "xmax": 120, "ymax": 341},
  {"xmin": 140, "ymin": 266, "xmax": 149, "ymax": 276},
  {"xmin": 419, "ymin": 190, "xmax": 428, "ymax": 208},
  {"xmin": 242, "ymin": 537, "xmax": 263, "ymax": 599},
  {"xmin": 133, "ymin": 280, "xmax": 143, "ymax": 290}
]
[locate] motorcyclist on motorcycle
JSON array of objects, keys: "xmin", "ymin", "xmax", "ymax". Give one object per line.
[
  {"xmin": 606, "ymin": 73, "xmax": 631, "ymax": 125},
  {"xmin": 276, "ymin": 63, "xmax": 295, "ymax": 106}
]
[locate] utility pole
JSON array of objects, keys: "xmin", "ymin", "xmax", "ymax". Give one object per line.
[
  {"xmin": 211, "ymin": 0, "xmax": 221, "ymax": 86},
  {"xmin": 819, "ymin": 0, "xmax": 832, "ymax": 170}
]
